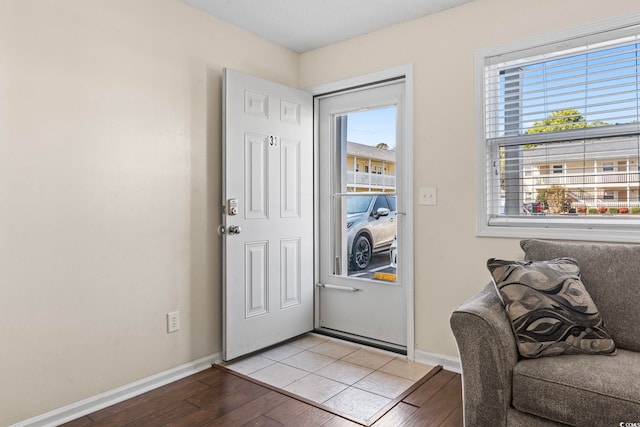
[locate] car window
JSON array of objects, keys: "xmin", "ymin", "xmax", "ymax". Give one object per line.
[
  {"xmin": 347, "ymin": 196, "xmax": 373, "ymax": 214},
  {"xmin": 372, "ymin": 195, "xmax": 389, "ymax": 213},
  {"xmin": 386, "ymin": 196, "xmax": 396, "ymax": 212}
]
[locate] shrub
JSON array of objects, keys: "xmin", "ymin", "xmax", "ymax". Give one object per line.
[
  {"xmin": 588, "ymin": 208, "xmax": 598, "ymax": 215},
  {"xmin": 609, "ymin": 207, "xmax": 619, "ymax": 214},
  {"xmin": 619, "ymin": 207, "xmax": 629, "ymax": 214},
  {"xmin": 577, "ymin": 206, "xmax": 587, "ymax": 214},
  {"xmin": 545, "ymin": 185, "xmax": 572, "ymax": 213},
  {"xmin": 632, "ymin": 207, "xmax": 640, "ymax": 215},
  {"xmin": 597, "ymin": 206, "xmax": 608, "ymax": 214}
]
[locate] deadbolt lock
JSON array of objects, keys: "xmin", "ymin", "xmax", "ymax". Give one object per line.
[{"xmin": 227, "ymin": 198, "xmax": 238, "ymax": 215}]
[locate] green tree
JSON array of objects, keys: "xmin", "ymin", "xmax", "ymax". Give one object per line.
[
  {"xmin": 526, "ymin": 109, "xmax": 588, "ymax": 134},
  {"xmin": 375, "ymin": 142, "xmax": 389, "ymax": 150},
  {"xmin": 524, "ymin": 109, "xmax": 609, "ymax": 148}
]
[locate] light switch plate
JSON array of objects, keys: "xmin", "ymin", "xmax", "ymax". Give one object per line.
[{"xmin": 419, "ymin": 187, "xmax": 437, "ymax": 206}]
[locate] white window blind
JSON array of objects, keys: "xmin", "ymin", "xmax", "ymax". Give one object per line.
[{"xmin": 483, "ymin": 24, "xmax": 640, "ymax": 232}]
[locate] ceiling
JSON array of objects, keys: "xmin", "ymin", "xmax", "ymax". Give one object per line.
[{"xmin": 180, "ymin": 0, "xmax": 473, "ymax": 53}]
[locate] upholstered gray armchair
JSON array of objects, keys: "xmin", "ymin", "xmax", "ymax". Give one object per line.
[{"xmin": 451, "ymin": 239, "xmax": 640, "ymax": 426}]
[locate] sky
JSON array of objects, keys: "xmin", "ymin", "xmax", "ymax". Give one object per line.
[
  {"xmin": 497, "ymin": 40, "xmax": 640, "ymax": 133},
  {"xmin": 345, "ymin": 106, "xmax": 397, "ymax": 148}
]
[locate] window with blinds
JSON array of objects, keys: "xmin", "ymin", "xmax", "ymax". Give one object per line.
[{"xmin": 479, "ymin": 21, "xmax": 640, "ymax": 239}]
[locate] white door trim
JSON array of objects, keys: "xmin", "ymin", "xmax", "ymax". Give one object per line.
[{"xmin": 307, "ymin": 64, "xmax": 415, "ymax": 360}]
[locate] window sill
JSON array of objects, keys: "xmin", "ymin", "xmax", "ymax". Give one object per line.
[{"xmin": 478, "ymin": 216, "xmax": 640, "ymax": 243}]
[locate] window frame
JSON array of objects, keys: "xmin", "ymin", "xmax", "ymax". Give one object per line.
[{"xmin": 476, "ymin": 13, "xmax": 640, "ymax": 243}]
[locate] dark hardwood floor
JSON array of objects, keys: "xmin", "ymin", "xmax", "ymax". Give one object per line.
[{"xmin": 61, "ymin": 365, "xmax": 462, "ymax": 426}]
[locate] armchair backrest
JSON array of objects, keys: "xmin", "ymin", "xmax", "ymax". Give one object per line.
[{"xmin": 521, "ymin": 239, "xmax": 640, "ymax": 352}]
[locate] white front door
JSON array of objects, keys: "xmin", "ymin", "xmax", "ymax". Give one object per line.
[
  {"xmin": 317, "ymin": 81, "xmax": 408, "ymax": 350},
  {"xmin": 222, "ymin": 69, "xmax": 313, "ymax": 361}
]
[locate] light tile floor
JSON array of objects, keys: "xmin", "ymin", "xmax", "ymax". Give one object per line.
[{"xmin": 221, "ymin": 333, "xmax": 435, "ymax": 422}]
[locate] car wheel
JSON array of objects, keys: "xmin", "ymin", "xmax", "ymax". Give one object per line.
[{"xmin": 351, "ymin": 234, "xmax": 372, "ymax": 270}]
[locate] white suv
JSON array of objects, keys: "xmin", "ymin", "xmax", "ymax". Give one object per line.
[{"xmin": 346, "ymin": 194, "xmax": 397, "ymax": 271}]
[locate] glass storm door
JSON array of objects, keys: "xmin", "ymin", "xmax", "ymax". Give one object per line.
[{"xmin": 317, "ymin": 81, "xmax": 407, "ymax": 350}]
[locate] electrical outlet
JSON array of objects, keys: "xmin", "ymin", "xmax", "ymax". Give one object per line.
[{"xmin": 167, "ymin": 311, "xmax": 180, "ymax": 333}]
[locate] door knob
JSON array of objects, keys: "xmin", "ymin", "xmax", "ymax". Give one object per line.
[{"xmin": 227, "ymin": 225, "xmax": 241, "ymax": 235}]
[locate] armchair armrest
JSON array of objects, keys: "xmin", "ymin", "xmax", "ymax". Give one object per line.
[{"xmin": 450, "ymin": 283, "xmax": 520, "ymax": 427}]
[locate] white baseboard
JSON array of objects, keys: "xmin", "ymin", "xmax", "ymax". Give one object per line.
[
  {"xmin": 11, "ymin": 353, "xmax": 221, "ymax": 427},
  {"xmin": 415, "ymin": 348, "xmax": 462, "ymax": 374}
]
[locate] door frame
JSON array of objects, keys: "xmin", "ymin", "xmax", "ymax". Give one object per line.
[{"xmin": 307, "ymin": 65, "xmax": 415, "ymax": 360}]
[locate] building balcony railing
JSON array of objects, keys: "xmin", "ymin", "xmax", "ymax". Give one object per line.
[
  {"xmin": 533, "ymin": 170, "xmax": 640, "ymax": 186},
  {"xmin": 346, "ymin": 171, "xmax": 396, "ymax": 189}
]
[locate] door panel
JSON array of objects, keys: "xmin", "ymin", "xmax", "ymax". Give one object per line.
[
  {"xmin": 280, "ymin": 238, "xmax": 301, "ymax": 308},
  {"xmin": 281, "ymin": 139, "xmax": 301, "ymax": 218},
  {"xmin": 223, "ymin": 69, "xmax": 313, "ymax": 361},
  {"xmin": 245, "ymin": 134, "xmax": 269, "ymax": 219},
  {"xmin": 245, "ymin": 242, "xmax": 268, "ymax": 318}
]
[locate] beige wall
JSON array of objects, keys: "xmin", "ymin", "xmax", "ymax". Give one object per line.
[
  {"xmin": 4, "ymin": 0, "xmax": 640, "ymax": 424},
  {"xmin": 300, "ymin": 0, "xmax": 640, "ymax": 358},
  {"xmin": 0, "ymin": 0, "xmax": 298, "ymax": 424}
]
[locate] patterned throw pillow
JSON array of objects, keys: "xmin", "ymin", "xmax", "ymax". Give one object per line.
[{"xmin": 487, "ymin": 257, "xmax": 616, "ymax": 358}]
